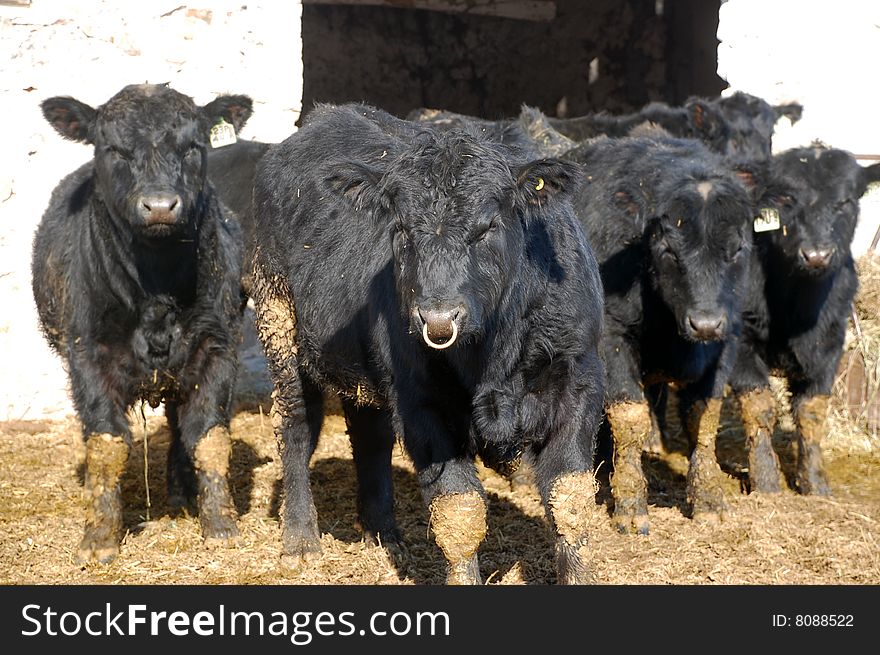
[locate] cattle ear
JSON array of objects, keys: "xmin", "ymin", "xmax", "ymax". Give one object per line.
[
  {"xmin": 202, "ymin": 94, "xmax": 254, "ymax": 134},
  {"xmin": 732, "ymin": 162, "xmax": 767, "ymax": 195},
  {"xmin": 859, "ymin": 162, "xmax": 880, "ymax": 195},
  {"xmin": 41, "ymin": 96, "xmax": 96, "ymax": 144},
  {"xmin": 774, "ymin": 102, "xmax": 803, "ymax": 125},
  {"xmin": 685, "ymin": 98, "xmax": 726, "ymax": 140},
  {"xmin": 516, "ymin": 159, "xmax": 580, "ymax": 207},
  {"xmin": 323, "ymin": 161, "xmax": 384, "ymax": 208}
]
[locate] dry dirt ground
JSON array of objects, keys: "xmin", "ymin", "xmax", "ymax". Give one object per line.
[{"xmin": 1, "ymin": 388, "xmax": 877, "ymax": 586}]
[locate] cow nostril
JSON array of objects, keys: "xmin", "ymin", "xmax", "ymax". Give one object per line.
[
  {"xmin": 688, "ymin": 314, "xmax": 725, "ymax": 339},
  {"xmin": 168, "ymin": 197, "xmax": 179, "ymax": 212}
]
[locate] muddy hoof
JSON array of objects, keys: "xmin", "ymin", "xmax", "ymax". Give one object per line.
[
  {"xmin": 202, "ymin": 514, "xmax": 241, "ymax": 547},
  {"xmin": 556, "ymin": 537, "xmax": 595, "ymax": 584},
  {"xmin": 612, "ymin": 499, "xmax": 650, "ymax": 535},
  {"xmin": 749, "ymin": 438, "xmax": 783, "ymax": 493},
  {"xmin": 76, "ymin": 529, "xmax": 119, "ymax": 565},
  {"xmin": 797, "ymin": 471, "xmax": 831, "ymax": 496},
  {"xmin": 281, "ymin": 523, "xmax": 322, "ymax": 570},
  {"xmin": 797, "ymin": 445, "xmax": 831, "ymax": 496},
  {"xmin": 358, "ymin": 523, "xmax": 403, "ymax": 549},
  {"xmin": 690, "ymin": 491, "xmax": 726, "ymax": 523},
  {"xmin": 446, "ymin": 555, "xmax": 482, "ymax": 585},
  {"xmin": 749, "ymin": 471, "xmax": 783, "ymax": 494}
]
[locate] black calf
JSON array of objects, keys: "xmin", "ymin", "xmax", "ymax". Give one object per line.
[
  {"xmin": 731, "ymin": 145, "xmax": 880, "ymax": 495},
  {"xmin": 32, "ymin": 84, "xmax": 252, "ymax": 563},
  {"xmin": 251, "ymin": 103, "xmax": 605, "ymax": 584},
  {"xmin": 566, "ymin": 134, "xmax": 754, "ymax": 533}
]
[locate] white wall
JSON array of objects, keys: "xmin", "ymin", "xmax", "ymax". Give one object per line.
[
  {"xmin": 717, "ymin": 0, "xmax": 880, "ymax": 256},
  {"xmin": 0, "ymin": 1, "xmax": 302, "ymax": 421}
]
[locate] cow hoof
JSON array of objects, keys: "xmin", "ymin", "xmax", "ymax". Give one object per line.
[
  {"xmin": 749, "ymin": 474, "xmax": 783, "ymax": 494},
  {"xmin": 446, "ymin": 555, "xmax": 482, "ymax": 585},
  {"xmin": 748, "ymin": 438, "xmax": 783, "ymax": 493},
  {"xmin": 797, "ymin": 473, "xmax": 831, "ymax": 496},
  {"xmin": 358, "ymin": 523, "xmax": 403, "ymax": 549},
  {"xmin": 556, "ymin": 537, "xmax": 595, "ymax": 584},
  {"xmin": 612, "ymin": 511, "xmax": 650, "ymax": 536},
  {"xmin": 281, "ymin": 524, "xmax": 322, "ymax": 570},
  {"xmin": 202, "ymin": 517, "xmax": 241, "ymax": 548},
  {"xmin": 612, "ymin": 498, "xmax": 650, "ymax": 535},
  {"xmin": 76, "ymin": 532, "xmax": 119, "ymax": 565},
  {"xmin": 690, "ymin": 492, "xmax": 726, "ymax": 523},
  {"xmin": 280, "ymin": 545, "xmax": 322, "ymax": 572}
]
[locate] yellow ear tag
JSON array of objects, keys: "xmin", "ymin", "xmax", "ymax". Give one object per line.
[
  {"xmin": 210, "ymin": 118, "xmax": 237, "ymax": 149},
  {"xmin": 535, "ymin": 177, "xmax": 545, "ymax": 191},
  {"xmin": 754, "ymin": 207, "xmax": 781, "ymax": 233}
]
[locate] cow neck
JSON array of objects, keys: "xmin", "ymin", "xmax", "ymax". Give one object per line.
[
  {"xmin": 448, "ymin": 258, "xmax": 534, "ymax": 390},
  {"xmin": 89, "ymin": 192, "xmax": 204, "ymax": 309},
  {"xmin": 765, "ymin": 254, "xmax": 836, "ymax": 326}
]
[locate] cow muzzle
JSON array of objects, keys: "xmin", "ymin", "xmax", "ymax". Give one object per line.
[
  {"xmin": 139, "ymin": 192, "xmax": 182, "ymax": 228},
  {"xmin": 684, "ymin": 310, "xmax": 727, "ymax": 342},
  {"xmin": 799, "ymin": 246, "xmax": 835, "ymax": 271},
  {"xmin": 417, "ymin": 307, "xmax": 462, "ymax": 350}
]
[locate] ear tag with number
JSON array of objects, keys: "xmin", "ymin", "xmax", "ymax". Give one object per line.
[
  {"xmin": 210, "ymin": 118, "xmax": 237, "ymax": 148},
  {"xmin": 754, "ymin": 207, "xmax": 781, "ymax": 233}
]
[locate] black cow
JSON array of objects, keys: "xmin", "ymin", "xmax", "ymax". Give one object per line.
[
  {"xmin": 548, "ymin": 92, "xmax": 803, "ymax": 164},
  {"xmin": 564, "ymin": 134, "xmax": 754, "ymax": 533},
  {"xmin": 714, "ymin": 91, "xmax": 803, "ymax": 163},
  {"xmin": 547, "ymin": 97, "xmax": 732, "ymax": 156},
  {"xmin": 251, "ymin": 103, "xmax": 605, "ymax": 584},
  {"xmin": 731, "ymin": 145, "xmax": 880, "ymax": 495},
  {"xmin": 32, "ymin": 84, "xmax": 252, "ymax": 563}
]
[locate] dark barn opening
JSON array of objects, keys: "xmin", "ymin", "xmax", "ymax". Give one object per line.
[{"xmin": 300, "ymin": 0, "xmax": 725, "ymax": 123}]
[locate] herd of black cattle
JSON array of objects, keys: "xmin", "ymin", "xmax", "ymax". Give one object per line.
[{"xmin": 30, "ymin": 83, "xmax": 880, "ymax": 584}]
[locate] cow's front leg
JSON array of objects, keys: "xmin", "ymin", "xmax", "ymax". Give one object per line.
[
  {"xmin": 176, "ymin": 351, "xmax": 240, "ymax": 546},
  {"xmin": 402, "ymin": 397, "xmax": 486, "ymax": 585},
  {"xmin": 68, "ymin": 348, "xmax": 132, "ymax": 564},
  {"xmin": 532, "ymin": 351, "xmax": 605, "ymax": 584},
  {"xmin": 683, "ymin": 396, "xmax": 727, "ymax": 521},
  {"xmin": 793, "ymin": 394, "xmax": 832, "ymax": 496}
]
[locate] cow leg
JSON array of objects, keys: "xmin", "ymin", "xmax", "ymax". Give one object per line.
[
  {"xmin": 792, "ymin": 394, "xmax": 832, "ymax": 496},
  {"xmin": 165, "ymin": 401, "xmax": 197, "ymax": 513},
  {"xmin": 737, "ymin": 387, "xmax": 782, "ymax": 493},
  {"xmin": 272, "ymin": 375, "xmax": 324, "ymax": 568},
  {"xmin": 424, "ymin": 473, "xmax": 487, "ymax": 585},
  {"xmin": 681, "ymin": 394, "xmax": 728, "ymax": 522},
  {"xmin": 607, "ymin": 400, "xmax": 652, "ymax": 535},
  {"xmin": 67, "ymin": 350, "xmax": 131, "ymax": 564},
  {"xmin": 173, "ymin": 342, "xmax": 240, "ymax": 545},
  {"xmin": 341, "ymin": 399, "xmax": 400, "ymax": 546},
  {"xmin": 78, "ymin": 433, "xmax": 130, "ymax": 564},
  {"xmin": 531, "ymin": 357, "xmax": 604, "ymax": 584}
]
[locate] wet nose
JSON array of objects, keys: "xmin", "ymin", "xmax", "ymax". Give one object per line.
[
  {"xmin": 799, "ymin": 247, "xmax": 835, "ymax": 269},
  {"xmin": 686, "ymin": 312, "xmax": 726, "ymax": 341},
  {"xmin": 417, "ymin": 307, "xmax": 462, "ymax": 349},
  {"xmin": 139, "ymin": 193, "xmax": 181, "ymax": 226}
]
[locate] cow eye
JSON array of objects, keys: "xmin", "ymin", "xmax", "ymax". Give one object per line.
[
  {"xmin": 729, "ymin": 243, "xmax": 745, "ymax": 261},
  {"xmin": 106, "ymin": 145, "xmax": 129, "ymax": 160},
  {"xmin": 472, "ymin": 218, "xmax": 498, "ymax": 244},
  {"xmin": 776, "ymin": 194, "xmax": 795, "ymax": 208}
]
